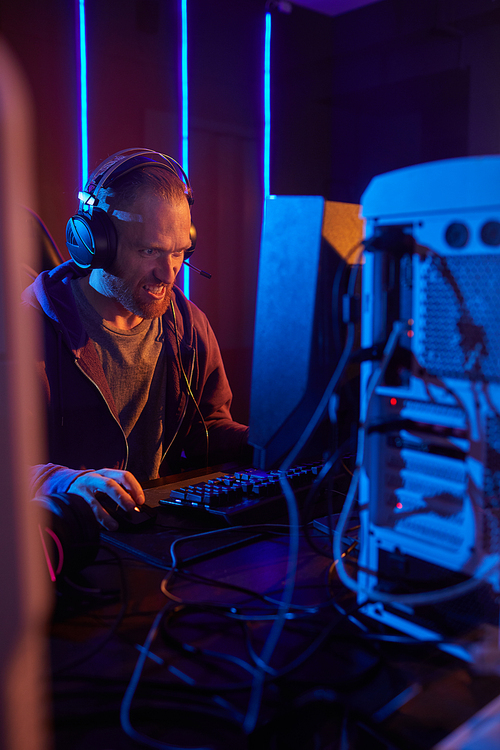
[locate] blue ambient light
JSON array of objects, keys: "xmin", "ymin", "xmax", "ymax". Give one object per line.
[
  {"xmin": 180, "ymin": 0, "xmax": 189, "ymax": 176},
  {"xmin": 180, "ymin": 0, "xmax": 190, "ymax": 298},
  {"xmin": 78, "ymin": 0, "xmax": 88, "ymax": 188},
  {"xmin": 264, "ymin": 12, "xmax": 271, "ymax": 199}
]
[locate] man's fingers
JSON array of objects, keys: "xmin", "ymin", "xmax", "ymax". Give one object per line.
[
  {"xmin": 68, "ymin": 469, "xmax": 145, "ymax": 529},
  {"xmin": 98, "ymin": 470, "xmax": 145, "ymax": 507},
  {"xmin": 88, "ymin": 496, "xmax": 119, "ymax": 531},
  {"xmin": 95, "ymin": 476, "xmax": 137, "ymax": 512}
]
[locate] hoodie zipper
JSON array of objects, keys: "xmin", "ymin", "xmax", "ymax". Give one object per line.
[
  {"xmin": 74, "ymin": 358, "xmax": 130, "ymax": 470},
  {"xmin": 75, "ymin": 348, "xmax": 196, "ymax": 472}
]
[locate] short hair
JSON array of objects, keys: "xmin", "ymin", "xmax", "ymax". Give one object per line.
[{"xmin": 97, "ymin": 165, "xmax": 188, "ymax": 214}]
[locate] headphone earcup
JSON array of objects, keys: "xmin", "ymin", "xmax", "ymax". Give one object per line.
[
  {"xmin": 185, "ymin": 223, "xmax": 196, "ymax": 259},
  {"xmin": 66, "ymin": 208, "xmax": 118, "ymax": 270},
  {"xmin": 32, "ymin": 493, "xmax": 100, "ymax": 580}
]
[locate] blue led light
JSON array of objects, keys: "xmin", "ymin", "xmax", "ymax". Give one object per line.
[
  {"xmin": 78, "ymin": 0, "xmax": 88, "ymax": 188},
  {"xmin": 180, "ymin": 0, "xmax": 190, "ymax": 298},
  {"xmin": 264, "ymin": 12, "xmax": 271, "ymax": 199},
  {"xmin": 180, "ymin": 0, "xmax": 189, "ymax": 176}
]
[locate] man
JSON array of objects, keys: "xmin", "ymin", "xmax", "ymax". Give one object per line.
[{"xmin": 23, "ymin": 150, "xmax": 249, "ymax": 530}]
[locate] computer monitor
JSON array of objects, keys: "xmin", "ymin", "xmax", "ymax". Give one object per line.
[{"xmin": 248, "ymin": 195, "xmax": 363, "ymax": 469}]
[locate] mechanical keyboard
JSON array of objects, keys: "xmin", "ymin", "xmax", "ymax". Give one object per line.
[{"xmin": 155, "ymin": 463, "xmax": 325, "ymax": 525}]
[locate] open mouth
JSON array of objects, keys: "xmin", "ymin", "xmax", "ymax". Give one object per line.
[{"xmin": 143, "ymin": 284, "xmax": 166, "ymax": 299}]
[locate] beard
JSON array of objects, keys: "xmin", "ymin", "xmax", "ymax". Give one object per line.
[{"xmin": 98, "ymin": 269, "xmax": 174, "ymax": 319}]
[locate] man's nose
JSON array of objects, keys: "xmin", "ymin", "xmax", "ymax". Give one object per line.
[{"xmin": 155, "ymin": 254, "xmax": 179, "ymax": 283}]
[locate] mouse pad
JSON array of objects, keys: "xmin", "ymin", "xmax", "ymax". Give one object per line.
[
  {"xmin": 100, "ymin": 504, "xmax": 264, "ymax": 569},
  {"xmin": 100, "ymin": 468, "xmax": 280, "ymax": 567}
]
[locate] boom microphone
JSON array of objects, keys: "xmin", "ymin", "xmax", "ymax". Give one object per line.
[{"xmin": 183, "ymin": 261, "xmax": 212, "ymax": 279}]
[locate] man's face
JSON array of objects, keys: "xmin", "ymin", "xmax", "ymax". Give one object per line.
[{"xmin": 100, "ymin": 192, "xmax": 192, "ymax": 319}]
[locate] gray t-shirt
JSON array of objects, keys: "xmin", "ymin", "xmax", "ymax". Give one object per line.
[{"xmin": 72, "ymin": 279, "xmax": 167, "ymax": 481}]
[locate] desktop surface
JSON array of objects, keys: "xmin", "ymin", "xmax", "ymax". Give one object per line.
[{"xmin": 48, "ymin": 468, "xmax": 500, "ymax": 750}]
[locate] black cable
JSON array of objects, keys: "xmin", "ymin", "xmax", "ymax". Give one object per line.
[
  {"xmin": 52, "ymin": 545, "xmax": 128, "ymax": 676},
  {"xmin": 164, "ymin": 522, "xmax": 334, "ymax": 612},
  {"xmin": 159, "ymin": 609, "xmax": 260, "ymax": 691},
  {"xmin": 157, "ymin": 595, "xmax": 377, "ymax": 698},
  {"xmin": 120, "ymin": 604, "xmax": 257, "ymax": 748},
  {"xmin": 243, "ymin": 605, "xmax": 348, "ymax": 679},
  {"xmin": 172, "ymin": 566, "xmax": 342, "ymax": 618},
  {"xmin": 301, "ymin": 439, "xmax": 353, "ymax": 560},
  {"xmin": 281, "ymin": 263, "xmax": 360, "ymax": 473},
  {"xmin": 331, "ymin": 239, "xmax": 364, "ymax": 361},
  {"xmin": 167, "ymin": 566, "xmax": 310, "ymax": 612},
  {"xmin": 24, "ymin": 206, "xmax": 66, "ymax": 265},
  {"xmin": 241, "ymin": 600, "xmax": 385, "ymax": 693},
  {"xmin": 159, "ymin": 523, "xmax": 325, "ymax": 613}
]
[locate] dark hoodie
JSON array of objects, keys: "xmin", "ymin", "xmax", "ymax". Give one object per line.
[{"xmin": 23, "ymin": 261, "xmax": 249, "ymax": 496}]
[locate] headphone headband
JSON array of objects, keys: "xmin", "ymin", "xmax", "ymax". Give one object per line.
[
  {"xmin": 67, "ymin": 148, "xmax": 195, "ymax": 270},
  {"xmin": 80, "ymin": 148, "xmax": 194, "ymax": 216}
]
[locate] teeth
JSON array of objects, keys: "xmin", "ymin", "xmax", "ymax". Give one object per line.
[{"xmin": 144, "ymin": 285, "xmax": 164, "ymax": 294}]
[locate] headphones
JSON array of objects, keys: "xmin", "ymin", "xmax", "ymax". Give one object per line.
[
  {"xmin": 65, "ymin": 148, "xmax": 195, "ymax": 270},
  {"xmin": 32, "ymin": 492, "xmax": 100, "ymax": 582}
]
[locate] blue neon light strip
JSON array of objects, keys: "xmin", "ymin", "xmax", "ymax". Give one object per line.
[
  {"xmin": 180, "ymin": 0, "xmax": 189, "ymax": 176},
  {"xmin": 264, "ymin": 12, "xmax": 271, "ymax": 199},
  {"xmin": 78, "ymin": 0, "xmax": 89, "ymax": 188},
  {"xmin": 180, "ymin": 0, "xmax": 190, "ymax": 298}
]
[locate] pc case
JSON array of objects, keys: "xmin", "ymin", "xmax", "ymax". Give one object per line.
[{"xmin": 357, "ymin": 157, "xmax": 500, "ymax": 646}]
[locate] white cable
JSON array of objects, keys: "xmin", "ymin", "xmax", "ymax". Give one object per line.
[{"xmin": 334, "ymin": 321, "xmax": 500, "ymax": 606}]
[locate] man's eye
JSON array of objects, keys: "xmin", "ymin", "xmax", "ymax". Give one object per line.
[{"xmin": 141, "ymin": 248, "xmax": 157, "ymax": 257}]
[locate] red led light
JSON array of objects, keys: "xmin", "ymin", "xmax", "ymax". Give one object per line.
[
  {"xmin": 390, "ymin": 397, "xmax": 397, "ymax": 406},
  {"xmin": 396, "ymin": 502, "xmax": 403, "ymax": 509},
  {"xmin": 407, "ymin": 330, "xmax": 414, "ymax": 338}
]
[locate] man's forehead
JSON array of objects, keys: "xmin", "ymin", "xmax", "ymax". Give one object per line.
[
  {"xmin": 112, "ymin": 194, "xmax": 190, "ymax": 227},
  {"xmin": 114, "ymin": 198, "xmax": 191, "ymax": 250},
  {"xmin": 102, "ymin": 184, "xmax": 187, "ymax": 217},
  {"xmin": 111, "ymin": 208, "xmax": 144, "ymax": 223}
]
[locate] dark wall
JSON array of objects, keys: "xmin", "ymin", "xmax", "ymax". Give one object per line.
[
  {"xmin": 83, "ymin": 0, "xmax": 265, "ymax": 424},
  {"xmin": 187, "ymin": 0, "xmax": 264, "ymax": 426},
  {"xmin": 2, "ymin": 0, "xmax": 500, "ymax": 425},
  {"xmin": 85, "ymin": 0, "xmax": 180, "ymax": 164},
  {"xmin": 328, "ymin": 0, "xmax": 476, "ymax": 203},
  {"xmin": 0, "ymin": 0, "xmax": 266, "ymax": 425},
  {"xmin": 274, "ymin": 0, "xmax": 500, "ymax": 205},
  {"xmin": 0, "ymin": 0, "xmax": 80, "ymax": 255},
  {"xmin": 270, "ymin": 4, "xmax": 335, "ymax": 198}
]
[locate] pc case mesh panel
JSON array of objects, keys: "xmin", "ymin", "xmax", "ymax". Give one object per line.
[{"xmin": 417, "ymin": 255, "xmax": 500, "ymax": 381}]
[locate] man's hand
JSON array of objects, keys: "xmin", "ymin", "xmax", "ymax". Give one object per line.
[{"xmin": 68, "ymin": 469, "xmax": 145, "ymax": 530}]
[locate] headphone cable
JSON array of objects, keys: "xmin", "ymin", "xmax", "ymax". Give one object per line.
[{"xmin": 171, "ymin": 299, "xmax": 209, "ymax": 467}]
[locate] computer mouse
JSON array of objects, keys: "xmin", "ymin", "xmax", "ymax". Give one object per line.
[{"xmin": 96, "ymin": 493, "xmax": 157, "ymax": 532}]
